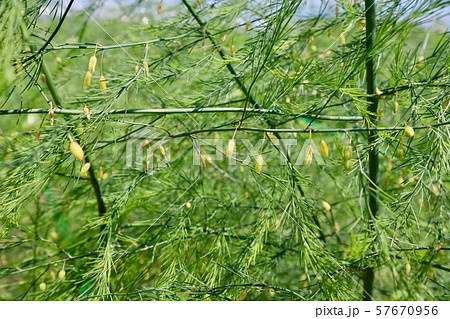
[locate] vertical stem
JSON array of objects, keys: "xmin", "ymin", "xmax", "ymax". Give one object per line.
[
  {"xmin": 41, "ymin": 62, "xmax": 63, "ymax": 107},
  {"xmin": 363, "ymin": 0, "xmax": 379, "ymax": 301},
  {"xmin": 41, "ymin": 60, "xmax": 106, "ymax": 219}
]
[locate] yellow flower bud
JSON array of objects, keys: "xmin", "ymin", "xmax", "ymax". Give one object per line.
[
  {"xmin": 321, "ymin": 200, "xmax": 331, "ymax": 211},
  {"xmin": 393, "ymin": 101, "xmax": 398, "ymax": 114},
  {"xmin": 99, "ymin": 75, "xmax": 107, "ymax": 93},
  {"xmin": 304, "ymin": 145, "xmax": 313, "ymax": 165},
  {"xmin": 88, "ymin": 55, "xmax": 97, "ymax": 73},
  {"xmin": 58, "ymin": 269, "xmax": 66, "ymax": 280},
  {"xmin": 80, "ymin": 163, "xmax": 91, "ymax": 179},
  {"xmin": 185, "ymin": 201, "xmax": 191, "ymax": 209},
  {"xmin": 405, "ymin": 263, "xmax": 411, "ymax": 276},
  {"xmin": 56, "ymin": 56, "xmax": 62, "ymax": 63},
  {"xmin": 255, "ymin": 154, "xmax": 263, "ymax": 174},
  {"xmin": 405, "ymin": 125, "xmax": 415, "ymax": 138},
  {"xmin": 200, "ymin": 154, "xmax": 207, "ymax": 168},
  {"xmin": 159, "ymin": 145, "xmax": 166, "ymax": 157},
  {"xmin": 226, "ymin": 139, "xmax": 235, "ymax": 159},
  {"xmin": 344, "ymin": 160, "xmax": 352, "ymax": 171},
  {"xmin": 266, "ymin": 132, "xmax": 279, "ymax": 145},
  {"xmin": 339, "ymin": 33, "xmax": 345, "ymax": 44},
  {"xmin": 246, "ymin": 20, "xmax": 251, "ymax": 32},
  {"xmin": 144, "ymin": 61, "xmax": 149, "ymax": 76},
  {"xmin": 197, "ymin": 0, "xmax": 203, "ymax": 9},
  {"xmin": 344, "ymin": 144, "xmax": 352, "ymax": 161},
  {"xmin": 230, "ymin": 44, "xmax": 236, "ymax": 57},
  {"xmin": 83, "ymin": 71, "xmax": 92, "ymax": 88},
  {"xmin": 97, "ymin": 166, "xmax": 103, "ymax": 180},
  {"xmin": 70, "ymin": 140, "xmax": 84, "ymax": 161},
  {"xmin": 319, "ymin": 139, "xmax": 329, "ymax": 158},
  {"xmin": 39, "ymin": 282, "xmax": 46, "ymax": 291},
  {"xmin": 395, "ymin": 148, "xmax": 404, "ymax": 159},
  {"xmin": 135, "ymin": 64, "xmax": 139, "ymax": 75}
]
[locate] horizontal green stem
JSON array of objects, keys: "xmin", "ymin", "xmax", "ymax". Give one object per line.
[
  {"xmin": 167, "ymin": 121, "xmax": 449, "ymax": 137},
  {"xmin": 0, "ymin": 107, "xmax": 364, "ymax": 121}
]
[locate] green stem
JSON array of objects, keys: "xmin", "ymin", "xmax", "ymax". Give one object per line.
[
  {"xmin": 40, "ymin": 62, "xmax": 63, "ymax": 107},
  {"xmin": 363, "ymin": 0, "xmax": 378, "ymax": 301},
  {"xmin": 0, "ymin": 107, "xmax": 364, "ymax": 121},
  {"xmin": 40, "ymin": 60, "xmax": 106, "ymax": 219}
]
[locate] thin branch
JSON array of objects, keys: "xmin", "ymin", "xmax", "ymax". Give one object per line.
[
  {"xmin": 0, "ymin": 107, "xmax": 364, "ymax": 121},
  {"xmin": 24, "ymin": 0, "xmax": 75, "ymax": 63},
  {"xmin": 167, "ymin": 122, "xmax": 450, "ymax": 138}
]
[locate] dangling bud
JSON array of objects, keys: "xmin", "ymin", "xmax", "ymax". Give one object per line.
[
  {"xmin": 431, "ymin": 184, "xmax": 439, "ymax": 196},
  {"xmin": 344, "ymin": 143, "xmax": 352, "ymax": 161},
  {"xmin": 255, "ymin": 154, "xmax": 263, "ymax": 174},
  {"xmin": 393, "ymin": 101, "xmax": 399, "ymax": 114},
  {"xmin": 304, "ymin": 145, "xmax": 313, "ymax": 165},
  {"xmin": 88, "ymin": 55, "xmax": 97, "ymax": 73},
  {"xmin": 339, "ymin": 33, "xmax": 346, "ymax": 44},
  {"xmin": 197, "ymin": 0, "xmax": 202, "ymax": 9},
  {"xmin": 97, "ymin": 166, "xmax": 104, "ymax": 179},
  {"xmin": 35, "ymin": 130, "xmax": 41, "ymax": 142},
  {"xmin": 405, "ymin": 263, "xmax": 411, "ymax": 276},
  {"xmin": 58, "ymin": 269, "xmax": 66, "ymax": 280},
  {"xmin": 405, "ymin": 125, "xmax": 415, "ymax": 138},
  {"xmin": 141, "ymin": 139, "xmax": 150, "ymax": 150},
  {"xmin": 56, "ymin": 56, "xmax": 62, "ymax": 63},
  {"xmin": 144, "ymin": 61, "xmax": 149, "ymax": 76},
  {"xmin": 266, "ymin": 132, "xmax": 279, "ymax": 145},
  {"xmin": 80, "ymin": 162, "xmax": 91, "ymax": 179},
  {"xmin": 99, "ymin": 75, "xmax": 107, "ymax": 93},
  {"xmin": 246, "ymin": 20, "xmax": 251, "ymax": 32},
  {"xmin": 83, "ymin": 71, "xmax": 92, "ymax": 88},
  {"xmin": 344, "ymin": 160, "xmax": 352, "ymax": 171},
  {"xmin": 321, "ymin": 200, "xmax": 331, "ymax": 211},
  {"xmin": 48, "ymin": 102, "xmax": 54, "ymax": 126},
  {"xmin": 84, "ymin": 104, "xmax": 91, "ymax": 120},
  {"xmin": 159, "ymin": 145, "xmax": 166, "ymax": 157},
  {"xmin": 39, "ymin": 282, "xmax": 46, "ymax": 291},
  {"xmin": 185, "ymin": 201, "xmax": 191, "ymax": 209},
  {"xmin": 135, "ymin": 64, "xmax": 139, "ymax": 75},
  {"xmin": 226, "ymin": 139, "xmax": 235, "ymax": 159},
  {"xmin": 176, "ymin": 42, "xmax": 182, "ymax": 51},
  {"xmin": 230, "ymin": 44, "xmax": 236, "ymax": 57},
  {"xmin": 335, "ymin": 5, "xmax": 339, "ymax": 18},
  {"xmin": 333, "ymin": 221, "xmax": 340, "ymax": 234},
  {"xmin": 200, "ymin": 154, "xmax": 207, "ymax": 168},
  {"xmin": 395, "ymin": 148, "xmax": 404, "ymax": 159},
  {"xmin": 328, "ymin": 28, "xmax": 333, "ymax": 37},
  {"xmin": 69, "ymin": 136, "xmax": 84, "ymax": 161},
  {"xmin": 157, "ymin": 1, "xmax": 162, "ymax": 14},
  {"xmin": 222, "ymin": 34, "xmax": 228, "ymax": 43},
  {"xmin": 319, "ymin": 139, "xmax": 329, "ymax": 158}
]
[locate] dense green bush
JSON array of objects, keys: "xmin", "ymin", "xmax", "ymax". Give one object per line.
[{"xmin": 0, "ymin": 0, "xmax": 448, "ymax": 300}]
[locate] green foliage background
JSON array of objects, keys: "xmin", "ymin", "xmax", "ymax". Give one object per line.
[{"xmin": 0, "ymin": 0, "xmax": 448, "ymax": 300}]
